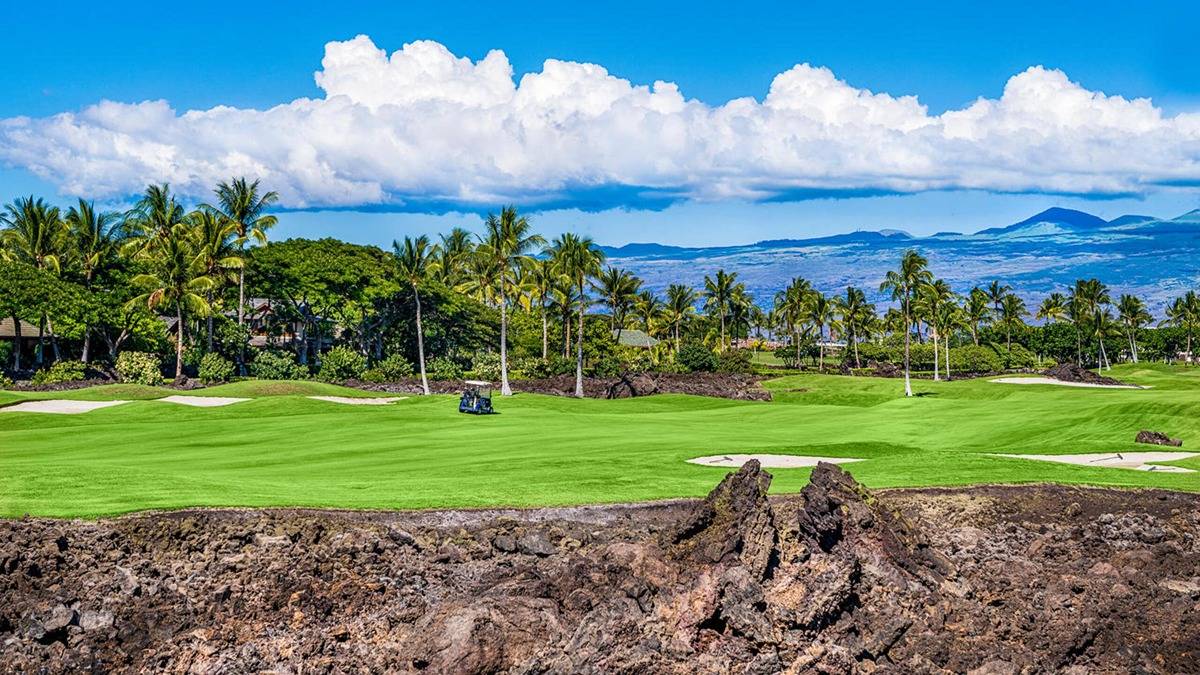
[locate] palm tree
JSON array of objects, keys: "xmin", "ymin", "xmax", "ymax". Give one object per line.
[
  {"xmin": 431, "ymin": 227, "xmax": 475, "ymax": 287},
  {"xmin": 394, "ymin": 235, "xmax": 434, "ymax": 395},
  {"xmin": 664, "ymin": 284, "xmax": 699, "ymax": 348},
  {"xmin": 987, "ymin": 280, "xmax": 1011, "ymax": 317},
  {"xmin": 66, "ymin": 198, "xmax": 126, "ymax": 363},
  {"xmin": 529, "ymin": 258, "xmax": 559, "ymax": 359},
  {"xmin": 836, "ymin": 286, "xmax": 873, "ymax": 369},
  {"xmin": 918, "ymin": 279, "xmax": 953, "ymax": 380},
  {"xmin": 937, "ymin": 301, "xmax": 963, "ymax": 380},
  {"xmin": 209, "ymin": 178, "xmax": 279, "ymax": 327},
  {"xmin": 880, "ymin": 250, "xmax": 931, "ymax": 397},
  {"xmin": 998, "ymin": 293, "xmax": 1028, "ymax": 356},
  {"xmin": 1036, "ymin": 292, "xmax": 1068, "ymax": 323},
  {"xmin": 774, "ymin": 276, "xmax": 813, "ymax": 362},
  {"xmin": 1, "ymin": 196, "xmax": 68, "ymax": 363},
  {"xmin": 963, "ymin": 287, "xmax": 991, "ymax": 345},
  {"xmin": 595, "ymin": 266, "xmax": 641, "ymax": 341},
  {"xmin": 481, "ymin": 206, "xmax": 544, "ymax": 396},
  {"xmin": 127, "ymin": 223, "xmax": 214, "ymax": 379},
  {"xmin": 807, "ymin": 291, "xmax": 833, "ymax": 370},
  {"xmin": 549, "ymin": 233, "xmax": 605, "ymax": 397},
  {"xmin": 633, "ymin": 290, "xmax": 662, "ymax": 334},
  {"xmin": 1116, "ymin": 294, "xmax": 1151, "ymax": 363},
  {"xmin": 1161, "ymin": 291, "xmax": 1200, "ymax": 364},
  {"xmin": 190, "ymin": 210, "xmax": 242, "ymax": 351},
  {"xmin": 703, "ymin": 269, "xmax": 737, "ymax": 350},
  {"xmin": 1070, "ymin": 278, "xmax": 1112, "ymax": 369}
]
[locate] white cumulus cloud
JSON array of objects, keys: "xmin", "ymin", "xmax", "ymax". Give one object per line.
[{"xmin": 2, "ymin": 35, "xmax": 1199, "ymax": 209}]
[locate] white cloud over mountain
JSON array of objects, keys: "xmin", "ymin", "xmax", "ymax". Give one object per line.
[{"xmin": 1, "ymin": 35, "xmax": 1198, "ymax": 209}]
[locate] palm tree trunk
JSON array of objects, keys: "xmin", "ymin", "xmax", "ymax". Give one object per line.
[
  {"xmin": 414, "ymin": 286, "xmax": 429, "ymax": 396},
  {"xmin": 817, "ymin": 325, "xmax": 824, "ymax": 370},
  {"xmin": 853, "ymin": 332, "xmax": 861, "ymax": 369},
  {"xmin": 500, "ymin": 288, "xmax": 512, "ymax": 396},
  {"xmin": 11, "ymin": 316, "xmax": 21, "ymax": 371},
  {"xmin": 35, "ymin": 314, "xmax": 45, "ymax": 367},
  {"xmin": 82, "ymin": 328, "xmax": 91, "ymax": 363},
  {"xmin": 575, "ymin": 282, "xmax": 585, "ymax": 398},
  {"xmin": 541, "ymin": 299, "xmax": 548, "ymax": 360},
  {"xmin": 719, "ymin": 312, "xmax": 726, "ymax": 351},
  {"xmin": 932, "ymin": 330, "xmax": 940, "ymax": 381},
  {"xmin": 903, "ymin": 310, "xmax": 913, "ymax": 397},
  {"xmin": 237, "ymin": 266, "xmax": 247, "ymax": 375},
  {"xmin": 945, "ymin": 337, "xmax": 951, "ymax": 380},
  {"xmin": 47, "ymin": 315, "xmax": 60, "ymax": 362},
  {"xmin": 175, "ymin": 305, "xmax": 184, "ymax": 380}
]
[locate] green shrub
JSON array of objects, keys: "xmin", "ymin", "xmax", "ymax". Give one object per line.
[
  {"xmin": 715, "ymin": 349, "xmax": 753, "ymax": 374},
  {"xmin": 0, "ymin": 373, "xmax": 13, "ymax": 389},
  {"xmin": 470, "ymin": 351, "xmax": 502, "ymax": 381},
  {"xmin": 362, "ymin": 354, "xmax": 414, "ymax": 382},
  {"xmin": 116, "ymin": 351, "xmax": 163, "ymax": 385},
  {"xmin": 32, "ymin": 360, "xmax": 88, "ymax": 385},
  {"xmin": 318, "ymin": 346, "xmax": 367, "ymax": 382},
  {"xmin": 249, "ymin": 350, "xmax": 309, "ymax": 380},
  {"xmin": 677, "ymin": 343, "xmax": 717, "ymax": 373},
  {"xmin": 198, "ymin": 353, "xmax": 235, "ymax": 384},
  {"xmin": 427, "ymin": 356, "xmax": 464, "ymax": 381},
  {"xmin": 0, "ymin": 342, "xmax": 11, "ymax": 368},
  {"xmin": 948, "ymin": 344, "xmax": 1005, "ymax": 373}
]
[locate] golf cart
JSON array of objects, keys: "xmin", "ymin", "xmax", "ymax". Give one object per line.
[{"xmin": 458, "ymin": 380, "xmax": 495, "ymax": 415}]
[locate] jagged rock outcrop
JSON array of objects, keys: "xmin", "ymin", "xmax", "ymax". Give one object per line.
[
  {"xmin": 1136, "ymin": 429, "xmax": 1183, "ymax": 447},
  {"xmin": 2, "ymin": 465, "xmax": 1198, "ymax": 673},
  {"xmin": 1043, "ymin": 362, "xmax": 1131, "ymax": 386}
]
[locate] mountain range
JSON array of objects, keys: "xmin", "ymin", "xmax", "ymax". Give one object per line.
[{"xmin": 601, "ymin": 207, "xmax": 1200, "ymax": 311}]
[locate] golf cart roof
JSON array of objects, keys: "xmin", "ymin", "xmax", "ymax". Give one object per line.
[{"xmin": 464, "ymin": 380, "xmax": 492, "ymax": 386}]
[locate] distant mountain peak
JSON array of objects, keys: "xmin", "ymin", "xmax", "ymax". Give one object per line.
[
  {"xmin": 1107, "ymin": 214, "xmax": 1157, "ymax": 227},
  {"xmin": 976, "ymin": 207, "xmax": 1107, "ymax": 236},
  {"xmin": 1173, "ymin": 208, "xmax": 1200, "ymax": 222}
]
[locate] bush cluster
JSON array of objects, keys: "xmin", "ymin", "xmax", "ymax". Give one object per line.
[
  {"xmin": 715, "ymin": 349, "xmax": 753, "ymax": 374},
  {"xmin": 317, "ymin": 346, "xmax": 367, "ymax": 382},
  {"xmin": 677, "ymin": 343, "xmax": 717, "ymax": 373},
  {"xmin": 469, "ymin": 351, "xmax": 502, "ymax": 381},
  {"xmin": 31, "ymin": 360, "xmax": 88, "ymax": 385},
  {"xmin": 512, "ymin": 355, "xmax": 575, "ymax": 379},
  {"xmin": 0, "ymin": 374, "xmax": 11, "ymax": 389},
  {"xmin": 362, "ymin": 354, "xmax": 414, "ymax": 382},
  {"xmin": 855, "ymin": 341, "xmax": 1038, "ymax": 372},
  {"xmin": 427, "ymin": 356, "xmax": 464, "ymax": 381},
  {"xmin": 249, "ymin": 350, "xmax": 309, "ymax": 380},
  {"xmin": 198, "ymin": 353, "xmax": 235, "ymax": 384},
  {"xmin": 115, "ymin": 351, "xmax": 163, "ymax": 385}
]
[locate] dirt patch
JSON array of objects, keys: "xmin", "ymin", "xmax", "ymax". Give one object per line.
[
  {"xmin": 1044, "ymin": 362, "xmax": 1134, "ymax": 386},
  {"xmin": 349, "ymin": 372, "xmax": 772, "ymax": 401},
  {"xmin": 3, "ymin": 466, "xmax": 1198, "ymax": 673}
]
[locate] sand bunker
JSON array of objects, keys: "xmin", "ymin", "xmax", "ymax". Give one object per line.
[
  {"xmin": 154, "ymin": 395, "xmax": 250, "ymax": 407},
  {"xmin": 307, "ymin": 396, "xmax": 407, "ymax": 406},
  {"xmin": 688, "ymin": 454, "xmax": 863, "ymax": 469},
  {"xmin": 993, "ymin": 451, "xmax": 1198, "ymax": 473},
  {"xmin": 990, "ymin": 376, "xmax": 1142, "ymax": 389},
  {"xmin": 0, "ymin": 399, "xmax": 129, "ymax": 414}
]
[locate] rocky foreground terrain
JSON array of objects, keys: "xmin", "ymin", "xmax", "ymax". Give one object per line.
[{"xmin": 2, "ymin": 464, "xmax": 1198, "ymax": 673}]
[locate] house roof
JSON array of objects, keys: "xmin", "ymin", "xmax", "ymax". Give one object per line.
[
  {"xmin": 0, "ymin": 317, "xmax": 39, "ymax": 339},
  {"xmin": 614, "ymin": 328, "xmax": 659, "ymax": 348}
]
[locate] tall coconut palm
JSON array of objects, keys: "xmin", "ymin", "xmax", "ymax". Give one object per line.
[
  {"xmin": 529, "ymin": 258, "xmax": 559, "ymax": 359},
  {"xmin": 998, "ymin": 293, "xmax": 1028, "ymax": 357},
  {"xmin": 549, "ymin": 233, "xmax": 605, "ymax": 397},
  {"xmin": 807, "ymin": 291, "xmax": 833, "ymax": 370},
  {"xmin": 918, "ymin": 279, "xmax": 953, "ymax": 380},
  {"xmin": 209, "ymin": 178, "xmax": 278, "ymax": 326},
  {"xmin": 1, "ymin": 196, "xmax": 69, "ymax": 363},
  {"xmin": 1161, "ymin": 291, "xmax": 1200, "ymax": 365},
  {"xmin": 127, "ymin": 223, "xmax": 214, "ymax": 379},
  {"xmin": 633, "ymin": 290, "xmax": 662, "ymax": 334},
  {"xmin": 963, "ymin": 287, "xmax": 991, "ymax": 345},
  {"xmin": 481, "ymin": 206, "xmax": 544, "ymax": 396},
  {"xmin": 190, "ymin": 210, "xmax": 243, "ymax": 351},
  {"xmin": 936, "ymin": 301, "xmax": 963, "ymax": 380},
  {"xmin": 836, "ymin": 286, "xmax": 873, "ymax": 369},
  {"xmin": 880, "ymin": 250, "xmax": 932, "ymax": 397},
  {"xmin": 702, "ymin": 269, "xmax": 738, "ymax": 351},
  {"xmin": 1071, "ymin": 278, "xmax": 1112, "ymax": 369},
  {"xmin": 986, "ymin": 280, "xmax": 1011, "ymax": 317},
  {"xmin": 664, "ymin": 284, "xmax": 699, "ymax": 348},
  {"xmin": 595, "ymin": 266, "xmax": 641, "ymax": 341},
  {"xmin": 431, "ymin": 227, "xmax": 474, "ymax": 287},
  {"xmin": 394, "ymin": 235, "xmax": 434, "ymax": 395},
  {"xmin": 1036, "ymin": 292, "xmax": 1068, "ymax": 323},
  {"xmin": 774, "ymin": 276, "xmax": 813, "ymax": 362},
  {"xmin": 1116, "ymin": 294, "xmax": 1151, "ymax": 363}
]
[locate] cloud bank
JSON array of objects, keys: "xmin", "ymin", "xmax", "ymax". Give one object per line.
[{"xmin": 2, "ymin": 35, "xmax": 1199, "ymax": 210}]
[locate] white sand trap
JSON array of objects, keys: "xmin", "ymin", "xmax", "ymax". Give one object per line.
[
  {"xmin": 155, "ymin": 395, "xmax": 250, "ymax": 407},
  {"xmin": 990, "ymin": 376, "xmax": 1142, "ymax": 389},
  {"xmin": 307, "ymin": 396, "xmax": 407, "ymax": 406},
  {"xmin": 0, "ymin": 399, "xmax": 129, "ymax": 414},
  {"xmin": 688, "ymin": 454, "xmax": 863, "ymax": 469},
  {"xmin": 993, "ymin": 452, "xmax": 1198, "ymax": 473}
]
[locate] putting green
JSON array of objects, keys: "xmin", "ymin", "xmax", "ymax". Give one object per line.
[{"xmin": 2, "ymin": 363, "xmax": 1200, "ymax": 518}]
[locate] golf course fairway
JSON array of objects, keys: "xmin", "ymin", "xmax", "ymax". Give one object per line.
[{"xmin": 3, "ymin": 363, "xmax": 1200, "ymax": 518}]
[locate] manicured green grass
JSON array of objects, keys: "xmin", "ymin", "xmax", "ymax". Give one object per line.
[{"xmin": 3, "ymin": 365, "xmax": 1200, "ymax": 518}]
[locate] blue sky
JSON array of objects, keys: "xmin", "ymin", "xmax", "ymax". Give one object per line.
[{"xmin": 2, "ymin": 1, "xmax": 1199, "ymax": 246}]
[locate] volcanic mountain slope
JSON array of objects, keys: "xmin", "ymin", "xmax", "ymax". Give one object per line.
[
  {"xmin": 1, "ymin": 463, "xmax": 1198, "ymax": 673},
  {"xmin": 603, "ymin": 208, "xmax": 1200, "ymax": 311}
]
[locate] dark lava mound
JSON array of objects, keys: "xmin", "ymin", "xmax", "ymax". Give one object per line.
[
  {"xmin": 2, "ymin": 464, "xmax": 1198, "ymax": 673},
  {"xmin": 1043, "ymin": 362, "xmax": 1133, "ymax": 387}
]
